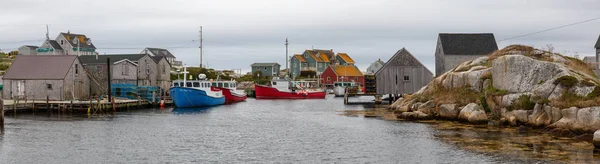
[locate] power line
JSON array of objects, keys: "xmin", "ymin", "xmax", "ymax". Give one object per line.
[{"xmin": 499, "ymin": 16, "xmax": 600, "ymax": 42}]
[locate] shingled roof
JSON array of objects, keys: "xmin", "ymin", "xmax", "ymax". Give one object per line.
[
  {"xmin": 3, "ymin": 56, "xmax": 78, "ymax": 80},
  {"xmin": 60, "ymin": 32, "xmax": 96, "ymax": 49},
  {"xmin": 330, "ymin": 65, "xmax": 363, "ymax": 77},
  {"xmin": 439, "ymin": 33, "xmax": 498, "ymax": 55},
  {"xmin": 251, "ymin": 63, "xmax": 280, "ymax": 67},
  {"xmin": 336, "ymin": 53, "xmax": 355, "ymax": 64},
  {"xmin": 145, "ymin": 47, "xmax": 175, "ymax": 58},
  {"xmin": 48, "ymin": 40, "xmax": 63, "ymax": 50},
  {"xmin": 595, "ymin": 35, "xmax": 600, "ymax": 49},
  {"xmin": 79, "ymin": 54, "xmax": 147, "ymax": 65},
  {"xmin": 293, "ymin": 54, "xmax": 307, "ymax": 62}
]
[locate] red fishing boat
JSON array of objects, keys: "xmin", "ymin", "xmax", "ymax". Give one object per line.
[
  {"xmin": 254, "ymin": 80, "xmax": 326, "ymax": 99},
  {"xmin": 210, "ymin": 81, "xmax": 247, "ymax": 103}
]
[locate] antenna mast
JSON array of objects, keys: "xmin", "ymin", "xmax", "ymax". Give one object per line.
[
  {"xmin": 285, "ymin": 38, "xmax": 289, "ymax": 78},
  {"xmin": 199, "ymin": 26, "xmax": 203, "ymax": 68},
  {"xmin": 45, "ymin": 24, "xmax": 50, "ymax": 40}
]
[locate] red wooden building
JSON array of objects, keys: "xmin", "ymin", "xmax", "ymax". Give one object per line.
[{"xmin": 320, "ymin": 65, "xmax": 364, "ymax": 87}]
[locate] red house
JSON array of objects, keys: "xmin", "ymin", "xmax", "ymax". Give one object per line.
[{"xmin": 320, "ymin": 65, "xmax": 365, "ymax": 87}]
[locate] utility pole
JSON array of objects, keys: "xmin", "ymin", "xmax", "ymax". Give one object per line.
[
  {"xmin": 199, "ymin": 26, "xmax": 203, "ymax": 68},
  {"xmin": 45, "ymin": 24, "xmax": 50, "ymax": 41},
  {"xmin": 285, "ymin": 38, "xmax": 289, "ymax": 78}
]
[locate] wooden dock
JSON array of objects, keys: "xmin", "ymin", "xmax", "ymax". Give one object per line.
[
  {"xmin": 344, "ymin": 92, "xmax": 385, "ymax": 105},
  {"xmin": 2, "ymin": 97, "xmax": 173, "ymax": 113}
]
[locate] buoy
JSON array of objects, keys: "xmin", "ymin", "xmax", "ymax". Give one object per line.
[
  {"xmin": 160, "ymin": 100, "xmax": 165, "ymax": 108},
  {"xmin": 87, "ymin": 107, "xmax": 91, "ymax": 114}
]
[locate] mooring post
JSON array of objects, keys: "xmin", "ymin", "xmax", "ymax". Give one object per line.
[
  {"xmin": 112, "ymin": 97, "xmax": 116, "ymax": 112},
  {"xmin": 1, "ymin": 99, "xmax": 4, "ymax": 132},
  {"xmin": 46, "ymin": 95, "xmax": 49, "ymax": 110},
  {"xmin": 107, "ymin": 58, "xmax": 112, "ymax": 103}
]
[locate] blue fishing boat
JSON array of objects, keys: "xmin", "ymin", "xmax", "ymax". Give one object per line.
[{"xmin": 169, "ymin": 67, "xmax": 225, "ymax": 108}]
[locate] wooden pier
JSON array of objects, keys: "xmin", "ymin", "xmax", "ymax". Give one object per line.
[{"xmin": 2, "ymin": 97, "xmax": 173, "ymax": 113}]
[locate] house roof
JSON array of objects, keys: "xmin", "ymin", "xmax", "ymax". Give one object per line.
[
  {"xmin": 251, "ymin": 63, "xmax": 280, "ymax": 67},
  {"xmin": 330, "ymin": 65, "xmax": 363, "ymax": 77},
  {"xmin": 438, "ymin": 33, "xmax": 498, "ymax": 55},
  {"xmin": 318, "ymin": 53, "xmax": 330, "ymax": 62},
  {"xmin": 145, "ymin": 47, "xmax": 176, "ymax": 58},
  {"xmin": 304, "ymin": 49, "xmax": 334, "ymax": 63},
  {"xmin": 336, "ymin": 53, "xmax": 355, "ymax": 63},
  {"xmin": 595, "ymin": 34, "xmax": 600, "ymax": 49},
  {"xmin": 583, "ymin": 56, "xmax": 596, "ymax": 63},
  {"xmin": 294, "ymin": 54, "xmax": 306, "ymax": 62},
  {"xmin": 48, "ymin": 40, "xmax": 63, "ymax": 50},
  {"xmin": 79, "ymin": 54, "xmax": 147, "ymax": 65},
  {"xmin": 3, "ymin": 55, "xmax": 78, "ymax": 80},
  {"xmin": 150, "ymin": 56, "xmax": 172, "ymax": 67},
  {"xmin": 375, "ymin": 48, "xmax": 432, "ymax": 76},
  {"xmin": 21, "ymin": 45, "xmax": 38, "ymax": 49},
  {"xmin": 60, "ymin": 32, "xmax": 96, "ymax": 49},
  {"xmin": 114, "ymin": 59, "xmax": 139, "ymax": 66}
]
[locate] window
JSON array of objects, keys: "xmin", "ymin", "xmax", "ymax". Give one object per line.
[
  {"xmin": 404, "ymin": 76, "xmax": 410, "ymax": 81},
  {"xmin": 327, "ymin": 77, "xmax": 331, "ymax": 81},
  {"xmin": 186, "ymin": 82, "xmax": 192, "ymax": 87},
  {"xmin": 46, "ymin": 84, "xmax": 52, "ymax": 90},
  {"xmin": 163, "ymin": 65, "xmax": 166, "ymax": 74},
  {"xmin": 61, "ymin": 40, "xmax": 64, "ymax": 45},
  {"xmin": 272, "ymin": 82, "xmax": 277, "ymax": 85},
  {"xmin": 212, "ymin": 82, "xmax": 216, "ymax": 86},
  {"xmin": 193, "ymin": 82, "xmax": 200, "ymax": 87},
  {"xmin": 293, "ymin": 63, "xmax": 296, "ymax": 68},
  {"xmin": 75, "ymin": 64, "xmax": 79, "ymax": 75},
  {"xmin": 173, "ymin": 83, "xmax": 179, "ymax": 87},
  {"xmin": 146, "ymin": 60, "xmax": 150, "ymax": 74},
  {"xmin": 395, "ymin": 75, "xmax": 398, "ymax": 85},
  {"xmin": 218, "ymin": 83, "xmax": 223, "ymax": 88},
  {"xmin": 264, "ymin": 67, "xmax": 267, "ymax": 70},
  {"xmin": 224, "ymin": 83, "xmax": 230, "ymax": 88}
]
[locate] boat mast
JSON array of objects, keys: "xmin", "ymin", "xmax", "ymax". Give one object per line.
[
  {"xmin": 285, "ymin": 38, "xmax": 289, "ymax": 78},
  {"xmin": 199, "ymin": 26, "xmax": 203, "ymax": 68}
]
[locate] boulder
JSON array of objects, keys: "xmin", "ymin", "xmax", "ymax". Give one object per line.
[
  {"xmin": 570, "ymin": 85, "xmax": 595, "ymax": 97},
  {"xmin": 508, "ymin": 115, "xmax": 518, "ymax": 126},
  {"xmin": 439, "ymin": 104, "xmax": 459, "ymax": 119},
  {"xmin": 511, "ymin": 110, "xmax": 530, "ymax": 124},
  {"xmin": 468, "ymin": 110, "xmax": 488, "ymax": 124},
  {"xmin": 417, "ymin": 100, "xmax": 436, "ymax": 115},
  {"xmin": 459, "ymin": 103, "xmax": 483, "ymax": 121},
  {"xmin": 594, "ymin": 130, "xmax": 600, "ymax": 148},
  {"xmin": 400, "ymin": 111, "xmax": 430, "ymax": 120},
  {"xmin": 492, "ymin": 55, "xmax": 571, "ymax": 93}
]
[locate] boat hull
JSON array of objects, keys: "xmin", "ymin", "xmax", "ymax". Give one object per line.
[
  {"xmin": 254, "ymin": 85, "xmax": 326, "ymax": 99},
  {"xmin": 333, "ymin": 86, "xmax": 346, "ymax": 97},
  {"xmin": 212, "ymin": 87, "xmax": 247, "ymax": 103},
  {"xmin": 169, "ymin": 87, "xmax": 225, "ymax": 108}
]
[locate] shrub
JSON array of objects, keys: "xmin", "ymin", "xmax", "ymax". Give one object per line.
[
  {"xmin": 512, "ymin": 95, "xmax": 536, "ymax": 110},
  {"xmin": 432, "ymin": 85, "xmax": 482, "ymax": 106},
  {"xmin": 553, "ymin": 76, "xmax": 578, "ymax": 88},
  {"xmin": 480, "ymin": 96, "xmax": 491, "ymax": 113},
  {"xmin": 581, "ymin": 80, "xmax": 596, "ymax": 86},
  {"xmin": 485, "ymin": 85, "xmax": 508, "ymax": 96}
]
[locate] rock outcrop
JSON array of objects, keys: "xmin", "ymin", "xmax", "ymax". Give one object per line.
[{"xmin": 391, "ymin": 45, "xmax": 600, "ymax": 133}]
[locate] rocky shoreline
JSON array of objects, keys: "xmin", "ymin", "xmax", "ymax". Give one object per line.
[{"xmin": 389, "ymin": 45, "xmax": 600, "ymax": 138}]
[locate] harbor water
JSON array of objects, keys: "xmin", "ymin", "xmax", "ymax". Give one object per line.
[{"xmin": 0, "ymin": 96, "xmax": 576, "ymax": 163}]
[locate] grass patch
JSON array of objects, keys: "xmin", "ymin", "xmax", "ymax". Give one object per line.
[
  {"xmin": 551, "ymin": 90, "xmax": 600, "ymax": 109},
  {"xmin": 485, "ymin": 85, "xmax": 508, "ymax": 96},
  {"xmin": 480, "ymin": 96, "xmax": 491, "ymax": 113},
  {"xmin": 564, "ymin": 56, "xmax": 597, "ymax": 78},
  {"xmin": 537, "ymin": 80, "xmax": 545, "ymax": 84},
  {"xmin": 581, "ymin": 79, "xmax": 597, "ymax": 87},
  {"xmin": 508, "ymin": 95, "xmax": 536, "ymax": 110},
  {"xmin": 432, "ymin": 85, "xmax": 482, "ymax": 106},
  {"xmin": 553, "ymin": 76, "xmax": 578, "ymax": 88}
]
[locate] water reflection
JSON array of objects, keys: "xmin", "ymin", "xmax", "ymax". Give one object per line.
[{"xmin": 171, "ymin": 107, "xmax": 214, "ymax": 115}]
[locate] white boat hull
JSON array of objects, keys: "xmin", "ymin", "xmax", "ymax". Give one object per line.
[{"xmin": 333, "ymin": 86, "xmax": 346, "ymax": 97}]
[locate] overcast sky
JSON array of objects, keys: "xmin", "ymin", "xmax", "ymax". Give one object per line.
[{"xmin": 0, "ymin": 0, "xmax": 599, "ymax": 74}]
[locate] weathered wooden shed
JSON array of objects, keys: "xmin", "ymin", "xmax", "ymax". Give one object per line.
[
  {"xmin": 79, "ymin": 54, "xmax": 145, "ymax": 96},
  {"xmin": 375, "ymin": 48, "xmax": 433, "ymax": 95},
  {"xmin": 2, "ymin": 55, "xmax": 90, "ymax": 100}
]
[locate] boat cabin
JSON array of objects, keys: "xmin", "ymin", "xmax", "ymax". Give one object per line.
[
  {"xmin": 211, "ymin": 81, "xmax": 237, "ymax": 90},
  {"xmin": 333, "ymin": 82, "xmax": 357, "ymax": 87},
  {"xmin": 172, "ymin": 80, "xmax": 212, "ymax": 88}
]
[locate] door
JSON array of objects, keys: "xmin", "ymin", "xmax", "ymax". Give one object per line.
[{"xmin": 16, "ymin": 81, "xmax": 25, "ymax": 98}]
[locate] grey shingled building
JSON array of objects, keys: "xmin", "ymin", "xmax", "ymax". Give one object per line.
[{"xmin": 434, "ymin": 33, "xmax": 498, "ymax": 76}]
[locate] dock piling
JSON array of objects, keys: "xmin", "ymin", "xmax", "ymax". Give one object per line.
[{"xmin": 1, "ymin": 99, "xmax": 4, "ymax": 132}]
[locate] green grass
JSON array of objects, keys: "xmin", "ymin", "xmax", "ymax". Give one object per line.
[
  {"xmin": 485, "ymin": 85, "xmax": 508, "ymax": 96},
  {"xmin": 508, "ymin": 95, "xmax": 536, "ymax": 111},
  {"xmin": 553, "ymin": 76, "xmax": 578, "ymax": 88},
  {"xmin": 588, "ymin": 86, "xmax": 600, "ymax": 98}
]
